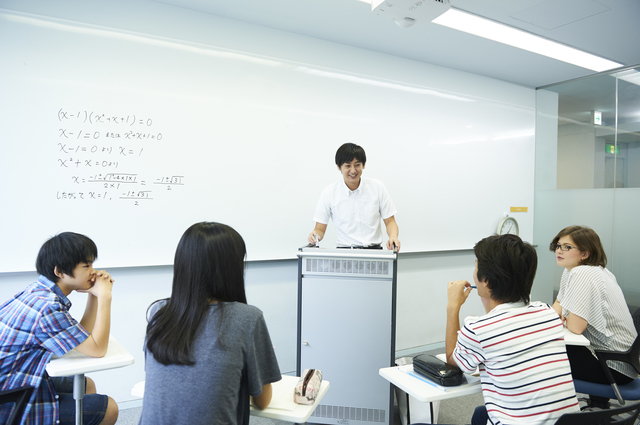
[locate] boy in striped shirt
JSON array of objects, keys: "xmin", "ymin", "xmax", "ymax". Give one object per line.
[{"xmin": 445, "ymin": 234, "xmax": 579, "ymax": 425}]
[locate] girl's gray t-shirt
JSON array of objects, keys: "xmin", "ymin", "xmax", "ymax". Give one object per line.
[{"xmin": 139, "ymin": 301, "xmax": 281, "ymax": 425}]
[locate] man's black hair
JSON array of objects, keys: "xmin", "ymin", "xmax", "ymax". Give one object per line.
[
  {"xmin": 335, "ymin": 143, "xmax": 366, "ymax": 167},
  {"xmin": 36, "ymin": 232, "xmax": 98, "ymax": 282},
  {"xmin": 474, "ymin": 234, "xmax": 537, "ymax": 304}
]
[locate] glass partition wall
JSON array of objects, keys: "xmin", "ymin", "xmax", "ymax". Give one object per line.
[{"xmin": 534, "ymin": 65, "xmax": 640, "ymax": 311}]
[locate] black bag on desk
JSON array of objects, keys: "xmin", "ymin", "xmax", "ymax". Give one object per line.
[{"xmin": 412, "ymin": 354, "xmax": 463, "ymax": 387}]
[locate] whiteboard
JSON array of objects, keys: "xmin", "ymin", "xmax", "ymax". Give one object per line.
[{"xmin": 0, "ymin": 4, "xmax": 535, "ymax": 272}]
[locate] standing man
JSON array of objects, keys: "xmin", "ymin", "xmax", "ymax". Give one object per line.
[
  {"xmin": 308, "ymin": 143, "xmax": 400, "ymax": 251},
  {"xmin": 446, "ymin": 234, "xmax": 579, "ymax": 425}
]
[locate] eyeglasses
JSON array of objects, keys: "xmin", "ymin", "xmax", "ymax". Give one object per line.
[{"xmin": 550, "ymin": 243, "xmax": 579, "ymax": 252}]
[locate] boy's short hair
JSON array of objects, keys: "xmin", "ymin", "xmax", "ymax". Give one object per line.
[
  {"xmin": 335, "ymin": 143, "xmax": 366, "ymax": 167},
  {"xmin": 36, "ymin": 232, "xmax": 98, "ymax": 282},
  {"xmin": 474, "ymin": 234, "xmax": 537, "ymax": 304},
  {"xmin": 549, "ymin": 225, "xmax": 607, "ymax": 268}
]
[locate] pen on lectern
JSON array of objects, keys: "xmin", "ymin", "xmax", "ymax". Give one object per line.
[{"xmin": 314, "ymin": 233, "xmax": 319, "ymax": 247}]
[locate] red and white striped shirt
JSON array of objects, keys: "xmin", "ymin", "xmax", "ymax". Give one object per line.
[{"xmin": 453, "ymin": 301, "xmax": 579, "ymax": 425}]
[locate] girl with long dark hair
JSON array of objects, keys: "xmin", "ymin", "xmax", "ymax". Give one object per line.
[{"xmin": 139, "ymin": 222, "xmax": 281, "ymax": 424}]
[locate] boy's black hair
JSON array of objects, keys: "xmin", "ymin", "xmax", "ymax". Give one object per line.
[
  {"xmin": 335, "ymin": 143, "xmax": 366, "ymax": 167},
  {"xmin": 36, "ymin": 232, "xmax": 98, "ymax": 282},
  {"xmin": 474, "ymin": 234, "xmax": 537, "ymax": 304}
]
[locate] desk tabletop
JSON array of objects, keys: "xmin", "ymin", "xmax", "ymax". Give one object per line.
[
  {"xmin": 382, "ymin": 331, "xmax": 587, "ymax": 403},
  {"xmin": 131, "ymin": 375, "xmax": 330, "ymax": 423},
  {"xmin": 563, "ymin": 327, "xmax": 589, "ymax": 346},
  {"xmin": 46, "ymin": 336, "xmax": 135, "ymax": 377},
  {"xmin": 250, "ymin": 375, "xmax": 330, "ymax": 422},
  {"xmin": 380, "ymin": 365, "xmax": 481, "ymax": 403}
]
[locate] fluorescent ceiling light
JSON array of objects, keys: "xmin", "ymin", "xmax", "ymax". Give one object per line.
[
  {"xmin": 615, "ymin": 69, "xmax": 640, "ymax": 87},
  {"xmin": 432, "ymin": 9, "xmax": 623, "ymax": 72}
]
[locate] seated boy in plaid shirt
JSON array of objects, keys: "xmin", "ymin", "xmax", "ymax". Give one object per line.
[{"xmin": 0, "ymin": 232, "xmax": 118, "ymax": 425}]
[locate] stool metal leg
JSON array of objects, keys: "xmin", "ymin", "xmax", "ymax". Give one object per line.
[{"xmin": 73, "ymin": 373, "xmax": 85, "ymax": 425}]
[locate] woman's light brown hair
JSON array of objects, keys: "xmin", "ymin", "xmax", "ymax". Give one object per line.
[{"xmin": 550, "ymin": 225, "xmax": 607, "ymax": 268}]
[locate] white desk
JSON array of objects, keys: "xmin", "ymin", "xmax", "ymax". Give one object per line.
[
  {"xmin": 563, "ymin": 327, "xmax": 590, "ymax": 346},
  {"xmin": 131, "ymin": 375, "xmax": 330, "ymax": 423},
  {"xmin": 380, "ymin": 365, "xmax": 481, "ymax": 404},
  {"xmin": 381, "ymin": 327, "xmax": 590, "ymax": 424},
  {"xmin": 47, "ymin": 336, "xmax": 135, "ymax": 425}
]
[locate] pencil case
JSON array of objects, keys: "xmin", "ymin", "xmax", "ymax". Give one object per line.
[
  {"xmin": 294, "ymin": 369, "xmax": 323, "ymax": 405},
  {"xmin": 412, "ymin": 354, "xmax": 463, "ymax": 387}
]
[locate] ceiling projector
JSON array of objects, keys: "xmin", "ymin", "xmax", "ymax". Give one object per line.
[{"xmin": 372, "ymin": 0, "xmax": 451, "ymax": 28}]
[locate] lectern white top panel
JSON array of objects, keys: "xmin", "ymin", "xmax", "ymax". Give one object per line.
[{"xmin": 298, "ymin": 248, "xmax": 396, "ymax": 279}]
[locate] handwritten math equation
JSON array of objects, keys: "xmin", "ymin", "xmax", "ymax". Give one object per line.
[
  {"xmin": 58, "ymin": 109, "xmax": 154, "ymax": 127},
  {"xmin": 55, "ymin": 109, "xmax": 185, "ymax": 206}
]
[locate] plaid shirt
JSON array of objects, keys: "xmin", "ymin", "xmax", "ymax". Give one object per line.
[{"xmin": 0, "ymin": 276, "xmax": 89, "ymax": 424}]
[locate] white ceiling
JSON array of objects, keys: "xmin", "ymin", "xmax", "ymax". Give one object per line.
[{"xmin": 152, "ymin": 0, "xmax": 640, "ymax": 88}]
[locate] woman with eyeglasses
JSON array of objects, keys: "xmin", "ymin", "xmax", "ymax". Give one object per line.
[{"xmin": 550, "ymin": 225, "xmax": 637, "ymax": 409}]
